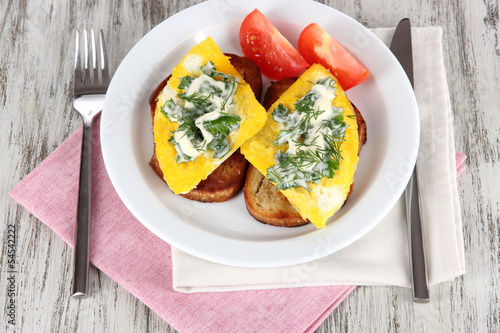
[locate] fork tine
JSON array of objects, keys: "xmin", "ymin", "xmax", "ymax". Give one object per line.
[
  {"xmin": 83, "ymin": 29, "xmax": 91, "ymax": 85},
  {"xmin": 90, "ymin": 29, "xmax": 98, "ymax": 84},
  {"xmin": 99, "ymin": 29, "xmax": 110, "ymax": 85},
  {"xmin": 74, "ymin": 30, "xmax": 82, "ymax": 90}
]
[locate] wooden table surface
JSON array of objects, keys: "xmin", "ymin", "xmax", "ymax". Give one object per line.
[{"xmin": 1, "ymin": 0, "xmax": 499, "ymax": 332}]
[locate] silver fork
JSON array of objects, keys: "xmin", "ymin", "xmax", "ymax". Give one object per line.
[{"xmin": 72, "ymin": 28, "xmax": 110, "ymax": 297}]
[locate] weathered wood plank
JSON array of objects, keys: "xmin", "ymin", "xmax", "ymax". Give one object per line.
[{"xmin": 1, "ymin": 0, "xmax": 498, "ymax": 332}]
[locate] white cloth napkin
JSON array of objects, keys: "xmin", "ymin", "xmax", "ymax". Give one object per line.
[{"xmin": 171, "ymin": 27, "xmax": 465, "ymax": 293}]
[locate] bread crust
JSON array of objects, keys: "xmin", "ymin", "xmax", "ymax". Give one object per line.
[
  {"xmin": 149, "ymin": 53, "xmax": 262, "ymax": 202},
  {"xmin": 244, "ymin": 164, "xmax": 312, "ymax": 227},
  {"xmin": 244, "ymin": 77, "xmax": 367, "ymax": 227},
  {"xmin": 225, "ymin": 53, "xmax": 262, "ymax": 100}
]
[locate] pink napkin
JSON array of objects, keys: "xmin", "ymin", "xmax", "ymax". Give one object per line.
[
  {"xmin": 9, "ymin": 116, "xmax": 355, "ymax": 333},
  {"xmin": 455, "ymin": 151, "xmax": 466, "ymax": 176}
]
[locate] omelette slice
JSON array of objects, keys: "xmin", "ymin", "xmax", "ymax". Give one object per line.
[
  {"xmin": 153, "ymin": 37, "xmax": 266, "ymax": 194},
  {"xmin": 241, "ymin": 64, "xmax": 360, "ymax": 228}
]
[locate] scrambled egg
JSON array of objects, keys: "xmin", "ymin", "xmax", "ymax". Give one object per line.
[
  {"xmin": 241, "ymin": 64, "xmax": 360, "ymax": 228},
  {"xmin": 153, "ymin": 37, "xmax": 266, "ymax": 194}
]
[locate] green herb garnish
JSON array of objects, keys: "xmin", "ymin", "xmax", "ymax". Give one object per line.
[
  {"xmin": 160, "ymin": 62, "xmax": 241, "ymax": 162},
  {"xmin": 266, "ymin": 77, "xmax": 346, "ymax": 191}
]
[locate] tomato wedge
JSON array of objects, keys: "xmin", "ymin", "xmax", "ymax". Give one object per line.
[
  {"xmin": 298, "ymin": 23, "xmax": 369, "ymax": 90},
  {"xmin": 239, "ymin": 9, "xmax": 308, "ymax": 80}
]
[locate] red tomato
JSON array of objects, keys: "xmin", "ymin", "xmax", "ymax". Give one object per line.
[
  {"xmin": 298, "ymin": 23, "xmax": 370, "ymax": 90},
  {"xmin": 239, "ymin": 9, "xmax": 308, "ymax": 80}
]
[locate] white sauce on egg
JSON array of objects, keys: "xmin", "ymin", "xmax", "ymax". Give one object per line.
[
  {"xmin": 158, "ymin": 61, "xmax": 241, "ymax": 163},
  {"xmin": 266, "ymin": 77, "xmax": 347, "ymax": 191},
  {"xmin": 183, "ymin": 55, "xmax": 203, "ymax": 74}
]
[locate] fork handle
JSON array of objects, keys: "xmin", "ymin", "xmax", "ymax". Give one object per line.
[{"xmin": 72, "ymin": 120, "xmax": 93, "ymax": 297}]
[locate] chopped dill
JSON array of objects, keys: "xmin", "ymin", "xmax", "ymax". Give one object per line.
[{"xmin": 266, "ymin": 77, "xmax": 347, "ymax": 191}]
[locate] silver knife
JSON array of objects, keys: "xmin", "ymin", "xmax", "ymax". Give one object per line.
[{"xmin": 390, "ymin": 18, "xmax": 430, "ymax": 303}]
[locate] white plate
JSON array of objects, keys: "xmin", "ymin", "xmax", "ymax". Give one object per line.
[{"xmin": 101, "ymin": 0, "xmax": 419, "ymax": 268}]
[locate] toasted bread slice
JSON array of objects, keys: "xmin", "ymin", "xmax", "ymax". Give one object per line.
[
  {"xmin": 244, "ymin": 164, "xmax": 312, "ymax": 227},
  {"xmin": 244, "ymin": 76, "xmax": 367, "ymax": 227},
  {"xmin": 149, "ymin": 52, "xmax": 263, "ymax": 202}
]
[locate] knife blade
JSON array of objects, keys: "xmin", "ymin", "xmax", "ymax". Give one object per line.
[{"xmin": 390, "ymin": 18, "xmax": 429, "ymax": 303}]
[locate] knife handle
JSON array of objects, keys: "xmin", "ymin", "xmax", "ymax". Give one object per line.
[{"xmin": 405, "ymin": 170, "xmax": 430, "ymax": 303}]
